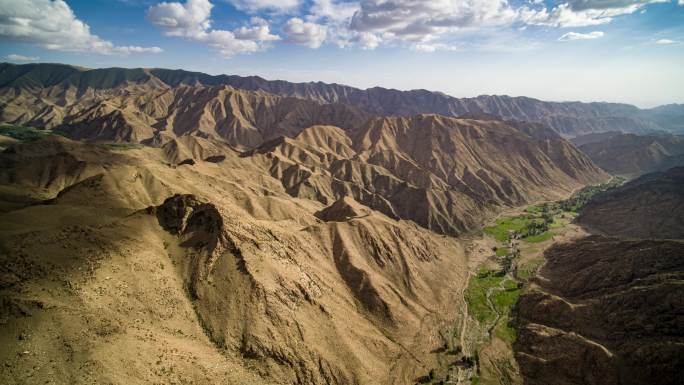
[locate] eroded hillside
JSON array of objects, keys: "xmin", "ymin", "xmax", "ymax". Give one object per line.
[
  {"xmin": 514, "ymin": 168, "xmax": 684, "ymax": 385},
  {"xmin": 2, "ymin": 62, "xmax": 680, "ymax": 137},
  {"xmin": 0, "ymin": 137, "xmax": 473, "ymax": 384},
  {"xmin": 0, "ymin": 114, "xmax": 608, "ymax": 385},
  {"xmin": 572, "ymin": 132, "xmax": 684, "ymax": 177}
]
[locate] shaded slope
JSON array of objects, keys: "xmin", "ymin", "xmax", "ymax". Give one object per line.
[
  {"xmin": 515, "ymin": 236, "xmax": 684, "ymax": 385},
  {"xmin": 514, "ymin": 168, "xmax": 684, "ymax": 385},
  {"xmin": 573, "ymin": 132, "xmax": 684, "ymax": 176},
  {"xmin": 577, "ymin": 167, "xmax": 684, "ymax": 239}
]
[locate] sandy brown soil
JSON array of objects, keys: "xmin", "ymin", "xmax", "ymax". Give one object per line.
[{"xmin": 0, "ymin": 137, "xmax": 471, "ymax": 385}]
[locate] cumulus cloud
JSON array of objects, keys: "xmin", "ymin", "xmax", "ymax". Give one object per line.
[
  {"xmin": 234, "ymin": 17, "xmax": 280, "ymax": 41},
  {"xmin": 349, "ymin": 0, "xmax": 520, "ymax": 42},
  {"xmin": 6, "ymin": 54, "xmax": 39, "ymax": 61},
  {"xmin": 294, "ymin": 0, "xmax": 360, "ymax": 48},
  {"xmin": 339, "ymin": 0, "xmax": 654, "ymax": 49},
  {"xmin": 309, "ymin": 0, "xmax": 359, "ymax": 22},
  {"xmin": 225, "ymin": 0, "xmax": 301, "ymax": 13},
  {"xmin": 148, "ymin": 0, "xmax": 279, "ymax": 56},
  {"xmin": 558, "ymin": 30, "xmax": 605, "ymax": 41},
  {"xmin": 655, "ymin": 38, "xmax": 675, "ymax": 44},
  {"xmin": 0, "ymin": 0, "xmax": 162, "ymax": 55},
  {"xmin": 353, "ymin": 32, "xmax": 382, "ymax": 49},
  {"xmin": 283, "ymin": 18, "xmax": 327, "ymax": 48},
  {"xmin": 156, "ymin": 0, "xmax": 672, "ymax": 54}
]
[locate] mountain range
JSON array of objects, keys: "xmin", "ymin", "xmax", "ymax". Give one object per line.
[
  {"xmin": 572, "ymin": 131, "xmax": 684, "ymax": 177},
  {"xmin": 0, "ymin": 61, "xmax": 681, "ymax": 385},
  {"xmin": 2, "ymin": 62, "xmax": 683, "ymax": 138}
]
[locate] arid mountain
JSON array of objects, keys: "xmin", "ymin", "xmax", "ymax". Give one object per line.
[
  {"xmin": 4, "ymin": 61, "xmax": 664, "ymax": 385},
  {"xmin": 0, "ymin": 110, "xmax": 608, "ymax": 384},
  {"xmin": 514, "ymin": 167, "xmax": 684, "ymax": 385},
  {"xmin": 0, "ymin": 136, "xmax": 471, "ymax": 385},
  {"xmin": 244, "ymin": 116, "xmax": 607, "ymax": 235},
  {"xmin": 573, "ymin": 132, "xmax": 684, "ymax": 176},
  {"xmin": 0, "ymin": 63, "xmax": 609, "ymax": 237},
  {"xmin": 0, "ymin": 81, "xmax": 369, "ymax": 150},
  {"xmin": 1, "ymin": 62, "xmax": 676, "ymax": 137},
  {"xmin": 577, "ymin": 167, "xmax": 684, "ymax": 239}
]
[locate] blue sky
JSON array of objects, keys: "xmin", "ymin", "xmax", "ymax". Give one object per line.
[{"xmin": 1, "ymin": 0, "xmax": 683, "ymax": 107}]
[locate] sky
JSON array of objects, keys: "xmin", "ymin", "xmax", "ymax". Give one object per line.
[{"xmin": 0, "ymin": 0, "xmax": 683, "ymax": 107}]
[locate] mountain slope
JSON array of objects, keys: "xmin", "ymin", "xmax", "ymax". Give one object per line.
[
  {"xmin": 1, "ymin": 62, "xmax": 676, "ymax": 137},
  {"xmin": 573, "ymin": 132, "xmax": 684, "ymax": 176},
  {"xmin": 577, "ymin": 167, "xmax": 684, "ymax": 239},
  {"xmin": 0, "ymin": 136, "xmax": 470, "ymax": 385},
  {"xmin": 0, "ymin": 81, "xmax": 369, "ymax": 150},
  {"xmin": 245, "ymin": 116, "xmax": 608, "ymax": 235},
  {"xmin": 514, "ymin": 167, "xmax": 684, "ymax": 385}
]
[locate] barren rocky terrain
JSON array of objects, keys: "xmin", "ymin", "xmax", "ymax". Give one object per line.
[
  {"xmin": 0, "ymin": 62, "xmax": 681, "ymax": 385},
  {"xmin": 3, "ymin": 63, "xmax": 683, "ymax": 138},
  {"xmin": 573, "ymin": 132, "xmax": 684, "ymax": 177}
]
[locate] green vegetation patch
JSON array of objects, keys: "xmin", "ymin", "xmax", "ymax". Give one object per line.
[
  {"xmin": 495, "ymin": 315, "xmax": 517, "ymax": 344},
  {"xmin": 483, "ymin": 216, "xmax": 533, "ymax": 242},
  {"xmin": 465, "ymin": 269, "xmax": 521, "ymax": 330},
  {"xmin": 466, "ymin": 268, "xmax": 504, "ymax": 324},
  {"xmin": 492, "ymin": 282, "xmax": 520, "ymax": 310},
  {"xmin": 0, "ymin": 124, "xmax": 62, "ymax": 142},
  {"xmin": 516, "ymin": 258, "xmax": 544, "ymax": 281},
  {"xmin": 558, "ymin": 177, "xmax": 626, "ymax": 212},
  {"xmin": 495, "ymin": 247, "xmax": 510, "ymax": 257},
  {"xmin": 491, "ymin": 280, "xmax": 521, "ymax": 344},
  {"xmin": 525, "ymin": 204, "xmax": 545, "ymax": 214},
  {"xmin": 522, "ymin": 231, "xmax": 553, "ymax": 243}
]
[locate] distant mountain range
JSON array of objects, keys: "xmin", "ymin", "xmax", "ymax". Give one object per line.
[
  {"xmin": 2, "ymin": 62, "xmax": 683, "ymax": 137},
  {"xmin": 572, "ymin": 132, "xmax": 684, "ymax": 176}
]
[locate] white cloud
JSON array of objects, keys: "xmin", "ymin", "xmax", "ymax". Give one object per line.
[
  {"xmin": 412, "ymin": 43, "xmax": 461, "ymax": 52},
  {"xmin": 566, "ymin": 0, "xmax": 667, "ymax": 11},
  {"xmin": 522, "ymin": 0, "xmax": 671, "ymax": 28},
  {"xmin": 282, "ymin": 18, "xmax": 327, "ymax": 48},
  {"xmin": 0, "ymin": 0, "xmax": 162, "ymax": 55},
  {"xmin": 558, "ymin": 31, "xmax": 605, "ymax": 41},
  {"xmin": 300, "ymin": 1, "xmax": 360, "ymax": 48},
  {"xmin": 114, "ymin": 46, "xmax": 165, "ymax": 54},
  {"xmin": 148, "ymin": 0, "xmax": 279, "ymax": 56},
  {"xmin": 353, "ymin": 32, "xmax": 382, "ymax": 50},
  {"xmin": 680, "ymin": 0, "xmax": 683, "ymax": 5},
  {"xmin": 321, "ymin": 0, "xmax": 667, "ymax": 49},
  {"xmin": 655, "ymin": 39, "xmax": 675, "ymax": 45},
  {"xmin": 309, "ymin": 0, "xmax": 359, "ymax": 22},
  {"xmin": 350, "ymin": 0, "xmax": 520, "ymax": 42},
  {"xmin": 6, "ymin": 54, "xmax": 39, "ymax": 61},
  {"xmin": 147, "ymin": 0, "xmax": 214, "ymax": 37},
  {"xmin": 521, "ymin": 3, "xmax": 644, "ymax": 27},
  {"xmin": 225, "ymin": 0, "xmax": 301, "ymax": 13},
  {"xmin": 234, "ymin": 17, "xmax": 280, "ymax": 41}
]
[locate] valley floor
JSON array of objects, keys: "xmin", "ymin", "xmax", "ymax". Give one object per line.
[{"xmin": 426, "ymin": 194, "xmax": 604, "ymax": 385}]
